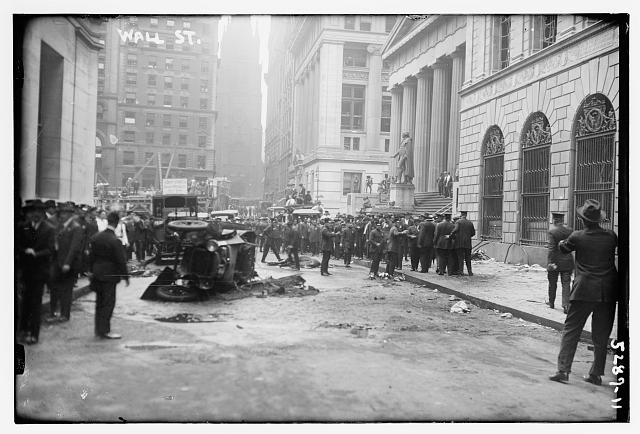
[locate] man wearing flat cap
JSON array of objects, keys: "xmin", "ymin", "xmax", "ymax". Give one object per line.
[
  {"xmin": 17, "ymin": 200, "xmax": 55, "ymax": 344},
  {"xmin": 549, "ymin": 199, "xmax": 618, "ymax": 386}
]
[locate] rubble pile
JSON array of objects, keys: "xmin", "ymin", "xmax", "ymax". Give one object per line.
[{"xmin": 240, "ymin": 274, "xmax": 319, "ymax": 298}]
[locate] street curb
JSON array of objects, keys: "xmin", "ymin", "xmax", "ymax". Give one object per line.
[
  {"xmin": 41, "ymin": 284, "xmax": 93, "ymax": 311},
  {"xmin": 351, "ymin": 258, "xmax": 592, "ymax": 343}
]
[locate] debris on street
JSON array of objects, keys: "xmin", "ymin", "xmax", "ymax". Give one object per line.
[
  {"xmin": 154, "ymin": 313, "xmax": 226, "ymax": 323},
  {"xmin": 470, "ymin": 249, "xmax": 492, "ymax": 261},
  {"xmin": 240, "ymin": 274, "xmax": 319, "ymax": 298},
  {"xmin": 500, "ymin": 313, "xmax": 513, "ymax": 319},
  {"xmin": 450, "ymin": 300, "xmax": 471, "ymax": 313}
]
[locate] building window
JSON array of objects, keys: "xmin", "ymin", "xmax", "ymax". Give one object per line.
[
  {"xmin": 146, "ymin": 113, "xmax": 155, "ymax": 127},
  {"xmin": 492, "ymin": 16, "xmax": 511, "ymax": 71},
  {"xmin": 200, "ymin": 98, "xmax": 208, "ymax": 109},
  {"xmin": 181, "ymin": 62, "xmax": 190, "ymax": 72},
  {"xmin": 96, "ymin": 103, "xmax": 104, "ymax": 120},
  {"xmin": 164, "ymin": 76, "xmax": 173, "ymax": 89},
  {"xmin": 183, "ymin": 21, "xmax": 191, "ymax": 29},
  {"xmin": 200, "ymin": 80, "xmax": 209, "ymax": 93},
  {"xmin": 532, "ymin": 15, "xmax": 557, "ymax": 52},
  {"xmin": 122, "ymin": 151, "xmax": 135, "ymax": 165},
  {"xmin": 145, "ymin": 132, "xmax": 154, "ymax": 144},
  {"xmin": 162, "ymin": 134, "xmax": 171, "ymax": 145},
  {"xmin": 198, "ymin": 117, "xmax": 207, "ymax": 130},
  {"xmin": 166, "ymin": 19, "xmax": 175, "ymax": 27},
  {"xmin": 124, "ymin": 112, "xmax": 136, "ymax": 124},
  {"xmin": 520, "ymin": 112, "xmax": 552, "ymax": 245},
  {"xmin": 341, "ymin": 84, "xmax": 365, "ymax": 130},
  {"xmin": 123, "ymin": 131, "xmax": 135, "ymax": 143},
  {"xmin": 178, "ymin": 154, "xmax": 187, "ymax": 168},
  {"xmin": 197, "ymin": 155, "xmax": 206, "ymax": 169},
  {"xmin": 572, "ymin": 93, "xmax": 617, "ymax": 231},
  {"xmin": 381, "ymin": 88, "xmax": 391, "ymax": 132},
  {"xmin": 343, "ymin": 48, "xmax": 367, "ymax": 67},
  {"xmin": 144, "ymin": 152, "xmax": 154, "ymax": 162},
  {"xmin": 147, "ymin": 56, "xmax": 157, "ymax": 69},
  {"xmin": 344, "ymin": 16, "xmax": 355, "ymax": 30},
  {"xmin": 385, "ymin": 16, "xmax": 396, "ymax": 32},
  {"xmin": 150, "ymin": 17, "xmax": 158, "ymax": 26},
  {"xmin": 178, "ymin": 116, "xmax": 188, "ymax": 128},
  {"xmin": 161, "ymin": 153, "xmax": 171, "ymax": 166},
  {"xmin": 125, "ymin": 92, "xmax": 136, "ymax": 104},
  {"xmin": 98, "ymin": 61, "xmax": 104, "ymax": 70},
  {"xmin": 201, "ymin": 61, "xmax": 209, "ymax": 73},
  {"xmin": 163, "ymin": 95, "xmax": 172, "ymax": 107},
  {"xmin": 359, "ymin": 16, "xmax": 372, "ymax": 31},
  {"xmin": 178, "ymin": 134, "xmax": 187, "ymax": 145},
  {"xmin": 163, "ymin": 114, "xmax": 171, "ymax": 127},
  {"xmin": 198, "ymin": 136, "xmax": 207, "ymax": 147},
  {"xmin": 343, "ymin": 137, "xmax": 360, "ymax": 151},
  {"xmin": 148, "ymin": 74, "xmax": 157, "ymax": 86},
  {"xmin": 147, "ymin": 94, "xmax": 156, "ymax": 105},
  {"xmin": 165, "ymin": 57, "xmax": 174, "ymax": 70},
  {"xmin": 166, "ymin": 42, "xmax": 174, "ymax": 50},
  {"xmin": 481, "ymin": 126, "xmax": 505, "ymax": 240},
  {"xmin": 180, "ymin": 96, "xmax": 189, "ymax": 108},
  {"xmin": 126, "ymin": 73, "xmax": 137, "ymax": 86},
  {"xmin": 126, "ymin": 54, "xmax": 137, "ymax": 67},
  {"xmin": 384, "ymin": 139, "xmax": 390, "ymax": 152},
  {"xmin": 181, "ymin": 78, "xmax": 189, "ymax": 90},
  {"xmin": 343, "ymin": 172, "xmax": 362, "ymax": 195}
]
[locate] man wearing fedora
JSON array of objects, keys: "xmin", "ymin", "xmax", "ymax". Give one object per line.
[
  {"xmin": 451, "ymin": 211, "xmax": 476, "ymax": 276},
  {"xmin": 50, "ymin": 201, "xmax": 84, "ymax": 322},
  {"xmin": 17, "ymin": 200, "xmax": 55, "ymax": 344},
  {"xmin": 546, "ymin": 212, "xmax": 574, "ymax": 313},
  {"xmin": 417, "ymin": 214, "xmax": 436, "ymax": 273},
  {"xmin": 434, "ymin": 212, "xmax": 456, "ymax": 276},
  {"xmin": 549, "ymin": 199, "xmax": 618, "ymax": 386}
]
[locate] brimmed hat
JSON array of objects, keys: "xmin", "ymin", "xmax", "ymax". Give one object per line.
[
  {"xmin": 43, "ymin": 199, "xmax": 57, "ymax": 210},
  {"xmin": 23, "ymin": 199, "xmax": 45, "ymax": 212},
  {"xmin": 57, "ymin": 201, "xmax": 76, "ymax": 213},
  {"xmin": 577, "ymin": 199, "xmax": 606, "ymax": 223}
]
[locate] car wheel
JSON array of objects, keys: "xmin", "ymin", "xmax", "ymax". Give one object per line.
[{"xmin": 155, "ymin": 285, "xmax": 200, "ymax": 302}]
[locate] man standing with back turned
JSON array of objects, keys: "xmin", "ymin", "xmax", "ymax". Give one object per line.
[
  {"xmin": 89, "ymin": 211, "xmax": 130, "ymax": 339},
  {"xmin": 549, "ymin": 200, "xmax": 618, "ymax": 386}
]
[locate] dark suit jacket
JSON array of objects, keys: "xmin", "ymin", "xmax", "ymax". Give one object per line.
[
  {"xmin": 417, "ymin": 221, "xmax": 436, "ymax": 249},
  {"xmin": 321, "ymin": 227, "xmax": 338, "ymax": 251},
  {"xmin": 434, "ymin": 221, "xmax": 455, "ymax": 249},
  {"xmin": 547, "ymin": 224, "xmax": 574, "ymax": 271},
  {"xmin": 406, "ymin": 225, "xmax": 419, "ymax": 248},
  {"xmin": 89, "ymin": 228, "xmax": 128, "ymax": 283},
  {"xmin": 559, "ymin": 227, "xmax": 617, "ymax": 302},
  {"xmin": 451, "ymin": 218, "xmax": 476, "ymax": 249},
  {"xmin": 55, "ymin": 219, "xmax": 84, "ymax": 271},
  {"xmin": 19, "ymin": 220, "xmax": 55, "ymax": 281}
]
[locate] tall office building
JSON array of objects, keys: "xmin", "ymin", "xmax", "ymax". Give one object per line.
[
  {"xmin": 95, "ymin": 16, "xmax": 219, "ymax": 190},
  {"xmin": 215, "ymin": 16, "xmax": 264, "ymax": 199}
]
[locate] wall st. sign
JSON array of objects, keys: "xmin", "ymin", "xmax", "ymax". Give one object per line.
[{"xmin": 117, "ymin": 28, "xmax": 203, "ymax": 46}]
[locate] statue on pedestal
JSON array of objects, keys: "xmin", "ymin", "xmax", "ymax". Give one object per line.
[{"xmin": 392, "ymin": 132, "xmax": 414, "ymax": 184}]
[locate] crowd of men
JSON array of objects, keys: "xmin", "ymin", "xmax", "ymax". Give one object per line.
[{"xmin": 245, "ymin": 210, "xmax": 476, "ymax": 280}]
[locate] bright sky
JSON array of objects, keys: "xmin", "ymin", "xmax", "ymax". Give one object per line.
[{"xmin": 219, "ymin": 15, "xmax": 271, "ymax": 161}]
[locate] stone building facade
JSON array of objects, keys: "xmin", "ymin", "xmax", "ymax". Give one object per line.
[
  {"xmin": 95, "ymin": 16, "xmax": 219, "ymax": 190},
  {"xmin": 215, "ymin": 16, "xmax": 263, "ymax": 199},
  {"xmin": 285, "ymin": 15, "xmax": 398, "ymax": 212},
  {"xmin": 18, "ymin": 17, "xmax": 103, "ymax": 204}
]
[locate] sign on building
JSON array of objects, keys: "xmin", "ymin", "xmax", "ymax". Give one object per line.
[{"xmin": 162, "ymin": 178, "xmax": 188, "ymax": 195}]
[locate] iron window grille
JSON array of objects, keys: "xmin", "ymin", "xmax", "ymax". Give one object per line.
[
  {"xmin": 481, "ymin": 126, "xmax": 505, "ymax": 240},
  {"xmin": 573, "ymin": 94, "xmax": 617, "ymax": 231},
  {"xmin": 520, "ymin": 113, "xmax": 552, "ymax": 245}
]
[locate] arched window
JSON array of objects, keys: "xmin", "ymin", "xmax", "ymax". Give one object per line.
[
  {"xmin": 481, "ymin": 126, "xmax": 505, "ymax": 240},
  {"xmin": 573, "ymin": 93, "xmax": 617, "ymax": 230},
  {"xmin": 520, "ymin": 112, "xmax": 551, "ymax": 245}
]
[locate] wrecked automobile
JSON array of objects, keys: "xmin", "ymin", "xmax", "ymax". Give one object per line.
[{"xmin": 142, "ymin": 218, "xmax": 257, "ymax": 302}]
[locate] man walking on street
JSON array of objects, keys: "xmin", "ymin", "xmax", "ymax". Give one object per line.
[
  {"xmin": 549, "ymin": 200, "xmax": 618, "ymax": 386},
  {"xmin": 50, "ymin": 202, "xmax": 84, "ymax": 322},
  {"xmin": 451, "ymin": 211, "xmax": 476, "ymax": 276},
  {"xmin": 89, "ymin": 211, "xmax": 130, "ymax": 339},
  {"xmin": 417, "ymin": 214, "xmax": 435, "ymax": 273},
  {"xmin": 320, "ymin": 219, "xmax": 340, "ymax": 276},
  {"xmin": 434, "ymin": 212, "xmax": 455, "ymax": 276},
  {"xmin": 547, "ymin": 213, "xmax": 574, "ymax": 313},
  {"xmin": 261, "ymin": 219, "xmax": 282, "ymax": 263}
]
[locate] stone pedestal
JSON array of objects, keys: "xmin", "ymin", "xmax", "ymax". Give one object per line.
[{"xmin": 389, "ymin": 183, "xmax": 415, "ymax": 211}]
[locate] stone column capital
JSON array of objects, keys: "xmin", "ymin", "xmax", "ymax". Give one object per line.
[
  {"xmin": 431, "ymin": 59, "xmax": 451, "ymax": 70},
  {"xmin": 449, "ymin": 46, "xmax": 465, "ymax": 59},
  {"xmin": 391, "ymin": 85, "xmax": 404, "ymax": 95},
  {"xmin": 416, "ymin": 68, "xmax": 433, "ymax": 80},
  {"xmin": 402, "ymin": 76, "xmax": 418, "ymax": 87},
  {"xmin": 366, "ymin": 44, "xmax": 383, "ymax": 55}
]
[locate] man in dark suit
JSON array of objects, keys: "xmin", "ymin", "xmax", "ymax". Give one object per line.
[
  {"xmin": 18, "ymin": 200, "xmax": 55, "ymax": 344},
  {"xmin": 546, "ymin": 212, "xmax": 574, "ymax": 313},
  {"xmin": 549, "ymin": 200, "xmax": 618, "ymax": 386},
  {"xmin": 284, "ymin": 221, "xmax": 301, "ymax": 270},
  {"xmin": 451, "ymin": 211, "xmax": 476, "ymax": 276},
  {"xmin": 368, "ymin": 221, "xmax": 385, "ymax": 279},
  {"xmin": 89, "ymin": 211, "xmax": 130, "ymax": 339},
  {"xmin": 260, "ymin": 219, "xmax": 282, "ymax": 263},
  {"xmin": 417, "ymin": 214, "xmax": 436, "ymax": 273},
  {"xmin": 434, "ymin": 213, "xmax": 455, "ymax": 275},
  {"xmin": 320, "ymin": 220, "xmax": 340, "ymax": 276},
  {"xmin": 50, "ymin": 202, "xmax": 84, "ymax": 322},
  {"xmin": 406, "ymin": 218, "xmax": 420, "ymax": 271},
  {"xmin": 341, "ymin": 221, "xmax": 356, "ymax": 268},
  {"xmin": 386, "ymin": 219, "xmax": 408, "ymax": 277}
]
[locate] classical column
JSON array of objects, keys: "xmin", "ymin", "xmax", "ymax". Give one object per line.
[
  {"xmin": 400, "ymin": 78, "xmax": 417, "ymax": 140},
  {"xmin": 389, "ymin": 85, "xmax": 403, "ymax": 180},
  {"xmin": 414, "ymin": 69, "xmax": 433, "ymax": 192},
  {"xmin": 427, "ymin": 61, "xmax": 450, "ymax": 192},
  {"xmin": 365, "ymin": 45, "xmax": 382, "ymax": 150},
  {"xmin": 447, "ymin": 49, "xmax": 465, "ymax": 176}
]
